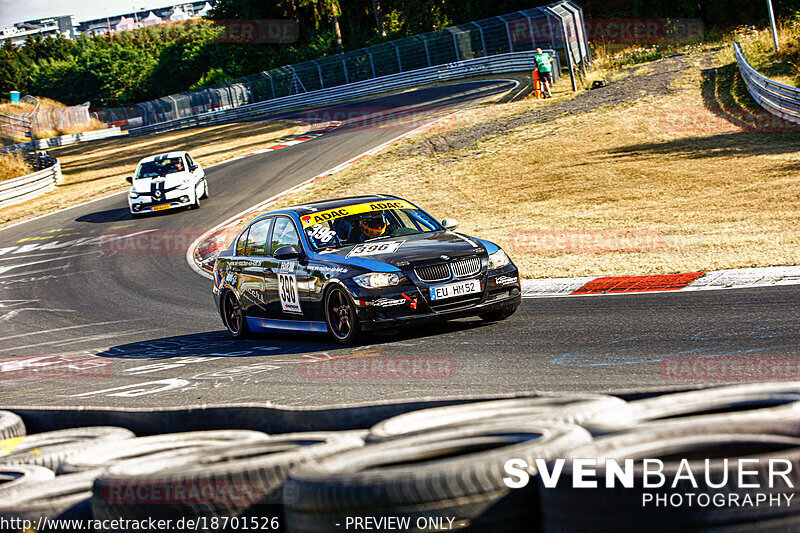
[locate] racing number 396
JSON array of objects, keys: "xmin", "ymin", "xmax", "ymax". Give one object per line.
[{"xmin": 278, "ymin": 273, "xmax": 302, "ymax": 314}]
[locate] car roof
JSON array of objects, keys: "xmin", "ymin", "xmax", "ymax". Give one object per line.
[
  {"xmin": 281, "ymin": 195, "xmax": 405, "ymax": 216},
  {"xmin": 137, "ymin": 151, "xmax": 188, "ymax": 164}
]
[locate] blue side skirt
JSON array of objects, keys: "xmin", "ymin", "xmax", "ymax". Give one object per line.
[{"xmin": 246, "ymin": 317, "xmax": 329, "ymax": 334}]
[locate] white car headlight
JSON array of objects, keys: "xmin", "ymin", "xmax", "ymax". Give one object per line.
[
  {"xmin": 354, "ymin": 272, "xmax": 404, "ymax": 289},
  {"xmin": 488, "ymin": 249, "xmax": 511, "ymax": 270},
  {"xmin": 177, "ymin": 179, "xmax": 190, "ymax": 190},
  {"xmin": 129, "ymin": 191, "xmax": 140, "ymax": 199}
]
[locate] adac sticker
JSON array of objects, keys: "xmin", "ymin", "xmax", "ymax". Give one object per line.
[{"xmin": 300, "ymin": 200, "xmax": 415, "ymax": 228}]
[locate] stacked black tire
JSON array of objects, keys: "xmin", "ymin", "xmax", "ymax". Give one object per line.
[{"xmin": 3, "ymin": 383, "xmax": 800, "ymax": 532}]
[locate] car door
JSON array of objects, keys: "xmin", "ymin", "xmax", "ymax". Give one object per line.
[
  {"xmin": 237, "ymin": 217, "xmax": 273, "ymax": 320},
  {"xmin": 265, "ymin": 216, "xmax": 312, "ymax": 321},
  {"xmin": 185, "ymin": 153, "xmax": 202, "ymax": 179}
]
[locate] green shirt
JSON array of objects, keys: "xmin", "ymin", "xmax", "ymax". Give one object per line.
[{"xmin": 534, "ymin": 53, "xmax": 553, "ymax": 73}]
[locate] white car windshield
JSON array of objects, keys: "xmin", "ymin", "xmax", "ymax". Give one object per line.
[{"xmin": 136, "ymin": 158, "xmax": 186, "ymax": 179}]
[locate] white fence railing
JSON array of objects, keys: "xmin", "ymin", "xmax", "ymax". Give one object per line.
[
  {"xmin": 0, "ymin": 159, "xmax": 60, "ymax": 207},
  {"xmin": 734, "ymin": 42, "xmax": 800, "ymax": 125},
  {"xmin": 128, "ymin": 51, "xmax": 559, "ymax": 136},
  {"xmin": 0, "ymin": 127, "xmax": 122, "ymax": 154}
]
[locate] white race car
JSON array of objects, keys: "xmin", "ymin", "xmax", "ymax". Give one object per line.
[{"xmin": 126, "ymin": 151, "xmax": 208, "ymax": 217}]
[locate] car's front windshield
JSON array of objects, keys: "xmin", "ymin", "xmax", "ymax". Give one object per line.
[
  {"xmin": 302, "ymin": 204, "xmax": 442, "ymax": 250},
  {"xmin": 136, "ymin": 158, "xmax": 185, "ymax": 179}
]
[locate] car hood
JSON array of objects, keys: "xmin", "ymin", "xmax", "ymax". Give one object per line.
[
  {"xmin": 315, "ymin": 230, "xmax": 487, "ymax": 269},
  {"xmin": 130, "ymin": 172, "xmax": 190, "ymax": 193}
]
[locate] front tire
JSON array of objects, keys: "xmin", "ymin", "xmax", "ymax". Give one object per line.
[
  {"xmin": 479, "ymin": 304, "xmax": 518, "ymax": 322},
  {"xmin": 200, "ymin": 179, "xmax": 209, "ymax": 199},
  {"xmin": 222, "ymin": 291, "xmax": 250, "ymax": 339},
  {"xmin": 325, "ymin": 286, "xmax": 360, "ymax": 345}
]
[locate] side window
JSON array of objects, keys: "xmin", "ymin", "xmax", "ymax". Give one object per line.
[
  {"xmin": 236, "ymin": 228, "xmax": 249, "ymax": 256},
  {"xmin": 271, "ymin": 217, "xmax": 301, "ymax": 255},
  {"xmin": 245, "ymin": 219, "xmax": 271, "ymax": 256},
  {"xmin": 185, "ymin": 154, "xmax": 194, "ymax": 166}
]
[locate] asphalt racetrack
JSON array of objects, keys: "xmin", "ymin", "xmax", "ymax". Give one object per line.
[{"xmin": 1, "ymin": 80, "xmax": 799, "ymax": 409}]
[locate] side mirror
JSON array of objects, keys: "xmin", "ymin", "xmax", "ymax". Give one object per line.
[
  {"xmin": 441, "ymin": 218, "xmax": 459, "ymax": 231},
  {"xmin": 274, "ymin": 245, "xmax": 300, "ymax": 260},
  {"xmin": 189, "ymin": 165, "xmax": 198, "ymax": 172},
  {"xmin": 125, "ymin": 176, "xmax": 133, "ymax": 184}
]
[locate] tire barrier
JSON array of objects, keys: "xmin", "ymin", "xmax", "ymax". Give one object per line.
[
  {"xmin": 57, "ymin": 430, "xmax": 274, "ymax": 474},
  {"xmin": 0, "ymin": 411, "xmax": 25, "ymax": 440},
  {"xmin": 92, "ymin": 432, "xmax": 365, "ymax": 525},
  {"xmin": 542, "ymin": 431, "xmax": 800, "ymax": 533},
  {"xmin": 366, "ymin": 393, "xmax": 629, "ymax": 443},
  {"xmin": 584, "ymin": 382, "xmax": 800, "ymax": 436},
  {"xmin": 2, "ymin": 384, "xmax": 800, "ymax": 531},
  {"xmin": 0, "ymin": 427, "xmax": 135, "ymax": 471},
  {"xmin": 285, "ymin": 422, "xmax": 592, "ymax": 533},
  {"xmin": 0, "ymin": 465, "xmax": 55, "ymax": 497}
]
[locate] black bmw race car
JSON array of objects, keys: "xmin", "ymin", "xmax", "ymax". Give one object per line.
[{"xmin": 212, "ymin": 195, "xmax": 520, "ymax": 344}]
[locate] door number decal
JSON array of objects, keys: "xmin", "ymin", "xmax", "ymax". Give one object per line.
[{"xmin": 278, "ymin": 273, "xmax": 302, "ymax": 314}]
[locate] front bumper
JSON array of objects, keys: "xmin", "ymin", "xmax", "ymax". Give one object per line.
[
  {"xmin": 351, "ymin": 266, "xmax": 521, "ymax": 331},
  {"xmin": 129, "ymin": 193, "xmax": 193, "ymax": 213}
]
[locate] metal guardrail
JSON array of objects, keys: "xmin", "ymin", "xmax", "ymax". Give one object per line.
[
  {"xmin": 0, "ymin": 127, "xmax": 123, "ymax": 153},
  {"xmin": 734, "ymin": 42, "xmax": 800, "ymax": 125},
  {"xmin": 0, "ymin": 155, "xmax": 60, "ymax": 207},
  {"xmin": 100, "ymin": 0, "xmax": 588, "ymax": 130},
  {"xmin": 128, "ymin": 50, "xmax": 560, "ymax": 136}
]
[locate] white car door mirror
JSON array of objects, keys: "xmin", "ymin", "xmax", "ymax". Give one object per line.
[{"xmin": 441, "ymin": 218, "xmax": 459, "ymax": 231}]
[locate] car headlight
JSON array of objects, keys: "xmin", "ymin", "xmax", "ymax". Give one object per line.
[
  {"xmin": 129, "ymin": 191, "xmax": 140, "ymax": 199},
  {"xmin": 177, "ymin": 180, "xmax": 190, "ymax": 190},
  {"xmin": 353, "ymin": 272, "xmax": 404, "ymax": 289},
  {"xmin": 488, "ymin": 249, "xmax": 511, "ymax": 270}
]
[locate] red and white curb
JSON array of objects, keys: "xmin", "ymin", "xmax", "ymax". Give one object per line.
[
  {"xmin": 521, "ymin": 266, "xmax": 800, "ymax": 298},
  {"xmin": 219, "ymin": 121, "xmax": 341, "ymax": 165}
]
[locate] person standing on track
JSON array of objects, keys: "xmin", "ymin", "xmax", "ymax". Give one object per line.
[{"xmin": 534, "ymin": 48, "xmax": 553, "ymax": 98}]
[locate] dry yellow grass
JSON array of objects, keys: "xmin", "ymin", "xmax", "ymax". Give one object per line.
[
  {"xmin": 33, "ymin": 117, "xmax": 110, "ymax": 139},
  {"xmin": 0, "ymin": 96, "xmax": 66, "ymax": 115},
  {"xmin": 272, "ymin": 52, "xmax": 800, "ymax": 278},
  {"xmin": 0, "ymin": 152, "xmax": 32, "ymax": 183},
  {"xmin": 0, "ymin": 120, "xmax": 302, "ymax": 227},
  {"xmin": 1, "ymin": 97, "xmax": 110, "ymax": 143}
]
